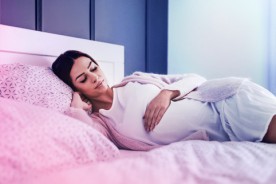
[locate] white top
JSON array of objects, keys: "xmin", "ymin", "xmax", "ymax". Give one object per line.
[{"xmin": 100, "ymin": 82, "xmax": 229, "ymax": 145}]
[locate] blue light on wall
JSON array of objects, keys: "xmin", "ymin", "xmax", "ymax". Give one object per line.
[{"xmin": 0, "ymin": 0, "xmax": 168, "ymax": 76}]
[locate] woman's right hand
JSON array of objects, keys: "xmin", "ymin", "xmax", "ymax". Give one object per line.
[
  {"xmin": 70, "ymin": 92, "xmax": 92, "ymax": 111},
  {"xmin": 143, "ymin": 89, "xmax": 179, "ymax": 132}
]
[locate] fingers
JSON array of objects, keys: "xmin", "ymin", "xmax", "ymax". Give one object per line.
[
  {"xmin": 154, "ymin": 108, "xmax": 166, "ymax": 127},
  {"xmin": 72, "ymin": 91, "xmax": 80, "ymax": 98},
  {"xmin": 144, "ymin": 108, "xmax": 156, "ymax": 132},
  {"xmin": 143, "ymin": 105, "xmax": 151, "ymax": 131},
  {"xmin": 71, "ymin": 92, "xmax": 81, "ymax": 107},
  {"xmin": 72, "ymin": 92, "xmax": 83, "ymax": 103},
  {"xmin": 150, "ymin": 108, "xmax": 160, "ymax": 131},
  {"xmin": 144, "ymin": 106, "xmax": 164, "ymax": 132},
  {"xmin": 71, "ymin": 92, "xmax": 92, "ymax": 111},
  {"xmin": 83, "ymin": 103, "xmax": 92, "ymax": 111},
  {"xmin": 143, "ymin": 90, "xmax": 172, "ymax": 132}
]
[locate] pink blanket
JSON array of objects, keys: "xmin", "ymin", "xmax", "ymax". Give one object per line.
[
  {"xmin": 25, "ymin": 141, "xmax": 276, "ymax": 184},
  {"xmin": 1, "ymin": 98, "xmax": 276, "ymax": 184}
]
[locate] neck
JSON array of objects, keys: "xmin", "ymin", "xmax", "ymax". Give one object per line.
[{"xmin": 90, "ymin": 88, "xmax": 113, "ymax": 112}]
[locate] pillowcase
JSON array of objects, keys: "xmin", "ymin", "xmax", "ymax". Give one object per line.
[
  {"xmin": 0, "ymin": 97, "xmax": 119, "ymax": 183},
  {"xmin": 0, "ymin": 63, "xmax": 72, "ymax": 113}
]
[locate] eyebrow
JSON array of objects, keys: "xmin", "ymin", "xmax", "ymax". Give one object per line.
[{"xmin": 75, "ymin": 61, "xmax": 92, "ymax": 81}]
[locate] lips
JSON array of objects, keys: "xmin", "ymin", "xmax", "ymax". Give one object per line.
[{"xmin": 95, "ymin": 80, "xmax": 103, "ymax": 89}]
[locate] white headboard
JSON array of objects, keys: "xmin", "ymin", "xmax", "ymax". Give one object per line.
[{"xmin": 0, "ymin": 24, "xmax": 124, "ymax": 85}]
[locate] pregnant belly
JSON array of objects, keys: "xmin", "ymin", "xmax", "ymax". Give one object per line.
[{"xmin": 149, "ymin": 99, "xmax": 213, "ymax": 144}]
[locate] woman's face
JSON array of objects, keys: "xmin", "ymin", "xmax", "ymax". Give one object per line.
[{"xmin": 70, "ymin": 56, "xmax": 109, "ymax": 99}]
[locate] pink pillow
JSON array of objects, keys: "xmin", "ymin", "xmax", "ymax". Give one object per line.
[
  {"xmin": 0, "ymin": 97, "xmax": 119, "ymax": 183},
  {"xmin": 0, "ymin": 63, "xmax": 72, "ymax": 112}
]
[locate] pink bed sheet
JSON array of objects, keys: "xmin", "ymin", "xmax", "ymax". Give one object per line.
[{"xmin": 22, "ymin": 141, "xmax": 276, "ymax": 184}]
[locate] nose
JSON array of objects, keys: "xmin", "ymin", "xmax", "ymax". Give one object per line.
[{"xmin": 87, "ymin": 72, "xmax": 98, "ymax": 83}]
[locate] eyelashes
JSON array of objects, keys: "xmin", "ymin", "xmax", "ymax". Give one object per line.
[
  {"xmin": 90, "ymin": 66, "xmax": 97, "ymax": 72},
  {"xmin": 80, "ymin": 78, "xmax": 87, "ymax": 83}
]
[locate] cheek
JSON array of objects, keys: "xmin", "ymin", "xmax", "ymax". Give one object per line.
[
  {"xmin": 77, "ymin": 84, "xmax": 94, "ymax": 94},
  {"xmin": 72, "ymin": 83, "xmax": 85, "ymax": 92}
]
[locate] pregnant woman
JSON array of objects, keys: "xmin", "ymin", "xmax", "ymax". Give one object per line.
[{"xmin": 52, "ymin": 50, "xmax": 276, "ymax": 150}]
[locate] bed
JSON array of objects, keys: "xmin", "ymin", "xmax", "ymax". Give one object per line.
[{"xmin": 1, "ymin": 24, "xmax": 276, "ymax": 184}]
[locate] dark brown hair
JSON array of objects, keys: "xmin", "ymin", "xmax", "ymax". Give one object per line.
[{"xmin": 52, "ymin": 50, "xmax": 98, "ymax": 90}]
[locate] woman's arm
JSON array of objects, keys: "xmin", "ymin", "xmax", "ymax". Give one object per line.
[
  {"xmin": 143, "ymin": 89, "xmax": 179, "ymax": 132},
  {"xmin": 117, "ymin": 72, "xmax": 207, "ymax": 132},
  {"xmin": 134, "ymin": 72, "xmax": 206, "ymax": 132},
  {"xmin": 122, "ymin": 72, "xmax": 207, "ymax": 101},
  {"xmin": 65, "ymin": 92, "xmax": 109, "ymax": 138}
]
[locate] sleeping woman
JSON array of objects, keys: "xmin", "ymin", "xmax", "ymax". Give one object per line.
[{"xmin": 52, "ymin": 50, "xmax": 276, "ymax": 150}]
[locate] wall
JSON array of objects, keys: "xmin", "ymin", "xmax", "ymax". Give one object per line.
[
  {"xmin": 1, "ymin": 0, "xmax": 36, "ymax": 29},
  {"xmin": 269, "ymin": 0, "xmax": 276, "ymax": 94},
  {"xmin": 168, "ymin": 0, "xmax": 270, "ymax": 89},
  {"xmin": 146, "ymin": 0, "xmax": 168, "ymax": 74},
  {"xmin": 41, "ymin": 0, "xmax": 91, "ymax": 39},
  {"xmin": 94, "ymin": 0, "xmax": 146, "ymax": 74},
  {"xmin": 0, "ymin": 0, "xmax": 168, "ymax": 75}
]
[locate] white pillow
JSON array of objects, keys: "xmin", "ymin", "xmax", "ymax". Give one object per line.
[
  {"xmin": 0, "ymin": 63, "xmax": 72, "ymax": 112},
  {"xmin": 0, "ymin": 97, "xmax": 119, "ymax": 183}
]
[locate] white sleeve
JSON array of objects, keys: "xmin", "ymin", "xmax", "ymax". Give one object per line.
[{"xmin": 133, "ymin": 72, "xmax": 207, "ymax": 100}]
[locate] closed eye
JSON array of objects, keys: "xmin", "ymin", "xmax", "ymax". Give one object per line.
[
  {"xmin": 90, "ymin": 66, "xmax": 97, "ymax": 72},
  {"xmin": 80, "ymin": 76, "xmax": 87, "ymax": 83}
]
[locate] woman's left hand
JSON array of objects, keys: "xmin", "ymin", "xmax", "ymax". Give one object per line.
[{"xmin": 144, "ymin": 89, "xmax": 179, "ymax": 132}]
